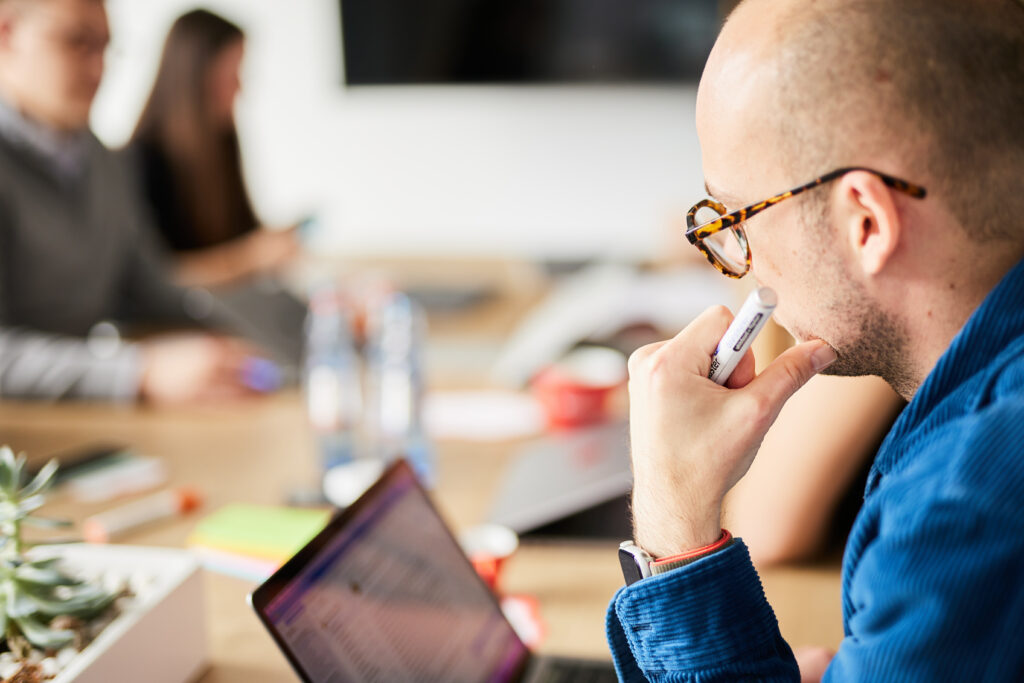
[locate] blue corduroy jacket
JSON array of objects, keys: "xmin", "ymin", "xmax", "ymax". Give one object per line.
[{"xmin": 607, "ymin": 258, "xmax": 1024, "ymax": 681}]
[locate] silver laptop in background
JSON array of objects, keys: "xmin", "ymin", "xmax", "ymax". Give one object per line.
[{"xmin": 488, "ymin": 421, "xmax": 632, "ymax": 538}]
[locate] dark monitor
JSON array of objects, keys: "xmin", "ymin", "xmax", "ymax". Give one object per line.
[{"xmin": 340, "ymin": 0, "xmax": 726, "ymax": 85}]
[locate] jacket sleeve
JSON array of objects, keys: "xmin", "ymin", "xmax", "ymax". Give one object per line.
[
  {"xmin": 609, "ymin": 403, "xmax": 1024, "ymax": 682},
  {"xmin": 0, "ymin": 196, "xmax": 143, "ymax": 401},
  {"xmin": 0, "ymin": 329, "xmax": 142, "ymax": 401},
  {"xmin": 606, "ymin": 541, "xmax": 799, "ymax": 682},
  {"xmin": 826, "ymin": 410, "xmax": 1024, "ymax": 682}
]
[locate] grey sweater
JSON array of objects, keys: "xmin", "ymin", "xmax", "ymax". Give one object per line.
[{"xmin": 0, "ymin": 127, "xmax": 195, "ymax": 401}]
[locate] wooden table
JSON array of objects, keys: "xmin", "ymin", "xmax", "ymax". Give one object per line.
[
  {"xmin": 0, "ymin": 396, "xmax": 842, "ymax": 681},
  {"xmin": 0, "ymin": 261, "xmax": 842, "ymax": 679}
]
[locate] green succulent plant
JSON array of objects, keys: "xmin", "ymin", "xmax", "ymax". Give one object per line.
[{"xmin": 0, "ymin": 446, "xmax": 115, "ymax": 652}]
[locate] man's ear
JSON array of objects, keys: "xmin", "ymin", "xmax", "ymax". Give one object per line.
[{"xmin": 833, "ymin": 170, "xmax": 902, "ymax": 276}]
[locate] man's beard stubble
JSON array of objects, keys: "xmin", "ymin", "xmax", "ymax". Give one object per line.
[
  {"xmin": 820, "ymin": 292, "xmax": 917, "ymax": 400},
  {"xmin": 796, "ymin": 193, "xmax": 917, "ymax": 400}
]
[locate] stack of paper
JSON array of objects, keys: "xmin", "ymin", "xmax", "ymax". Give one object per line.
[{"xmin": 187, "ymin": 504, "xmax": 331, "ymax": 582}]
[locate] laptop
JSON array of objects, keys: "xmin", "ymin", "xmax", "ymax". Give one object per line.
[
  {"xmin": 249, "ymin": 460, "xmax": 618, "ymax": 683},
  {"xmin": 487, "ymin": 421, "xmax": 632, "ymax": 540}
]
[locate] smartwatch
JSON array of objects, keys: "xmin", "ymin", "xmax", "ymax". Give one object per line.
[
  {"xmin": 618, "ymin": 541, "xmax": 654, "ymax": 586},
  {"xmin": 619, "ymin": 531, "xmax": 735, "ymax": 586}
]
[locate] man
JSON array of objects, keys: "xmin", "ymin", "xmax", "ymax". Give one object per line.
[
  {"xmin": 609, "ymin": 0, "xmax": 1024, "ymax": 681},
  {"xmin": 0, "ymin": 0, "xmax": 258, "ymax": 403}
]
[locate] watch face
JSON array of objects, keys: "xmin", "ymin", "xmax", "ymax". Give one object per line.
[{"xmin": 618, "ymin": 547, "xmax": 645, "ymax": 586}]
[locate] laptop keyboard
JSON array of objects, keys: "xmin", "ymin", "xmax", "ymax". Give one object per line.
[{"xmin": 534, "ymin": 660, "xmax": 619, "ymax": 683}]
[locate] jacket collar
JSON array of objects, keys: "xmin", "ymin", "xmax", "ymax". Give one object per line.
[
  {"xmin": 866, "ymin": 257, "xmax": 1024, "ymax": 495},
  {"xmin": 0, "ymin": 93, "xmax": 89, "ymax": 182}
]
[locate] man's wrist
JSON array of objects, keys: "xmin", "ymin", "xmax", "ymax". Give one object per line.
[
  {"xmin": 650, "ymin": 530, "xmax": 733, "ymax": 574},
  {"xmin": 632, "ymin": 497, "xmax": 723, "ymax": 559},
  {"xmin": 619, "ymin": 530, "xmax": 734, "ymax": 585}
]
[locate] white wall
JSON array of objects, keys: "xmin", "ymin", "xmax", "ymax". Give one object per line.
[{"xmin": 92, "ymin": 0, "xmax": 705, "ymax": 260}]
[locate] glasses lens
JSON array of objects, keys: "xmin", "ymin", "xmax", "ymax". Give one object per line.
[
  {"xmin": 693, "ymin": 204, "xmax": 723, "ymax": 228},
  {"xmin": 693, "ymin": 205, "xmax": 748, "ymax": 275}
]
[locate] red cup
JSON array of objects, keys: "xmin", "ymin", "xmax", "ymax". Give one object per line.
[
  {"xmin": 460, "ymin": 524, "xmax": 519, "ymax": 593},
  {"xmin": 532, "ymin": 347, "xmax": 627, "ymax": 429}
]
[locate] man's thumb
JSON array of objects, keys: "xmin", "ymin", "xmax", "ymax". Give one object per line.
[{"xmin": 750, "ymin": 340, "xmax": 838, "ymax": 408}]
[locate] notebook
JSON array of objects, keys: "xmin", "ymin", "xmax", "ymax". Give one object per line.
[{"xmin": 249, "ymin": 460, "xmax": 617, "ymax": 682}]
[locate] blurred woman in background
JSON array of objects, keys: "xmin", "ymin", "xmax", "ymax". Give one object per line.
[{"xmin": 129, "ymin": 9, "xmax": 299, "ymax": 289}]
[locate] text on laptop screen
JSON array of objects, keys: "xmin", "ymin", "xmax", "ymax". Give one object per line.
[{"xmin": 263, "ymin": 468, "xmax": 527, "ymax": 682}]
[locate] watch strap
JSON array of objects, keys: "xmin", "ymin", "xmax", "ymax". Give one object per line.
[{"xmin": 650, "ymin": 530, "xmax": 734, "ymax": 575}]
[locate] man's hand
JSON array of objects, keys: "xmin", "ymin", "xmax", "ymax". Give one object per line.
[
  {"xmin": 139, "ymin": 335, "xmax": 262, "ymax": 406},
  {"xmin": 628, "ymin": 305, "xmax": 837, "ymax": 558},
  {"xmin": 795, "ymin": 646, "xmax": 835, "ymax": 683}
]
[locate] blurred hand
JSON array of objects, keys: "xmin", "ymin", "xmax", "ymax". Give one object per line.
[
  {"xmin": 138, "ymin": 334, "xmax": 261, "ymax": 406},
  {"xmin": 241, "ymin": 227, "xmax": 301, "ymax": 274},
  {"xmin": 627, "ymin": 305, "xmax": 837, "ymax": 558},
  {"xmin": 173, "ymin": 228, "xmax": 302, "ymax": 288},
  {"xmin": 795, "ymin": 646, "xmax": 835, "ymax": 683}
]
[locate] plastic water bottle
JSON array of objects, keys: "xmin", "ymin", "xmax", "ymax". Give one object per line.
[
  {"xmin": 303, "ymin": 286, "xmax": 362, "ymax": 473},
  {"xmin": 364, "ymin": 291, "xmax": 435, "ymax": 486}
]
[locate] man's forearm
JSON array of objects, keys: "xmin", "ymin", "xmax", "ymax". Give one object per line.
[
  {"xmin": 632, "ymin": 483, "xmax": 724, "ymax": 559},
  {"xmin": 0, "ymin": 328, "xmax": 141, "ymax": 401}
]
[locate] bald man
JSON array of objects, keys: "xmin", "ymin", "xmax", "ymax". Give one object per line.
[{"xmin": 609, "ymin": 1, "xmax": 1024, "ymax": 681}]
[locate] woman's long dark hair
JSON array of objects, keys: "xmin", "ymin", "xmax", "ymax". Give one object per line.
[{"xmin": 131, "ymin": 9, "xmax": 258, "ymax": 248}]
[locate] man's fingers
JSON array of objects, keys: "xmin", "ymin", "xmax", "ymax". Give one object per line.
[
  {"xmin": 667, "ymin": 305, "xmax": 734, "ymax": 357},
  {"xmin": 627, "ymin": 340, "xmax": 668, "ymax": 376},
  {"xmin": 725, "ymin": 348, "xmax": 756, "ymax": 389},
  {"xmin": 216, "ymin": 335, "xmax": 260, "ymax": 358},
  {"xmin": 648, "ymin": 306, "xmax": 734, "ymax": 379},
  {"xmin": 746, "ymin": 340, "xmax": 837, "ymax": 419},
  {"xmin": 629, "ymin": 306, "xmax": 752, "ymax": 383}
]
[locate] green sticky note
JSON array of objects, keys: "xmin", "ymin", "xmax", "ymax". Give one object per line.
[{"xmin": 188, "ymin": 504, "xmax": 331, "ymax": 562}]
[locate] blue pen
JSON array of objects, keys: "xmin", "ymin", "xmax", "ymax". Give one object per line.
[{"xmin": 241, "ymin": 357, "xmax": 283, "ymax": 393}]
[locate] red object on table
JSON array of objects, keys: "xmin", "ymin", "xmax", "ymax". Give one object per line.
[{"xmin": 532, "ymin": 366, "xmax": 619, "ymax": 429}]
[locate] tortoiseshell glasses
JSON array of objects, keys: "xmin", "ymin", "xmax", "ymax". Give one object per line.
[{"xmin": 685, "ymin": 166, "xmax": 927, "ymax": 278}]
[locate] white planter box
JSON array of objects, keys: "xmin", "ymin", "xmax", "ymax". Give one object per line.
[{"xmin": 31, "ymin": 545, "xmax": 208, "ymax": 683}]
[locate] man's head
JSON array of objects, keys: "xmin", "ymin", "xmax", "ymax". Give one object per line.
[
  {"xmin": 696, "ymin": 0, "xmax": 1024, "ymax": 396},
  {"xmin": 0, "ymin": 0, "xmax": 108, "ymax": 132}
]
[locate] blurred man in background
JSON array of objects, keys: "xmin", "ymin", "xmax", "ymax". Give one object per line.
[{"xmin": 0, "ymin": 0, "xmax": 261, "ymax": 404}]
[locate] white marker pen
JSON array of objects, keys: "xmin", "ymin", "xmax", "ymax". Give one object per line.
[
  {"xmin": 83, "ymin": 488, "xmax": 202, "ymax": 543},
  {"xmin": 708, "ymin": 287, "xmax": 777, "ymax": 385}
]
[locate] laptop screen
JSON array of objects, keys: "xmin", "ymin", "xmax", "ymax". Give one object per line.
[{"xmin": 253, "ymin": 461, "xmax": 529, "ymax": 683}]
